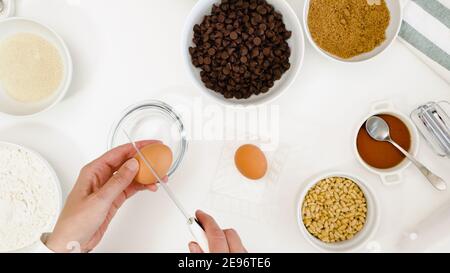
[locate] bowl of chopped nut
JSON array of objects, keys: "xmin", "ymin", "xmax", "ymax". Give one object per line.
[{"xmin": 297, "ymin": 172, "xmax": 380, "ymax": 252}]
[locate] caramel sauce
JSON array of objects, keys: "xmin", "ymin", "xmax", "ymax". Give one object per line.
[{"xmin": 357, "ymin": 114, "xmax": 411, "ymax": 169}]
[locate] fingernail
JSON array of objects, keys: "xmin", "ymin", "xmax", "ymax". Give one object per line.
[
  {"xmin": 189, "ymin": 242, "xmax": 202, "ymax": 253},
  {"xmin": 125, "ymin": 158, "xmax": 139, "ymax": 172}
]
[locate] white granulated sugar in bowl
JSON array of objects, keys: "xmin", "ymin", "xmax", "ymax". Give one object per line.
[
  {"xmin": 0, "ymin": 33, "xmax": 64, "ymax": 103},
  {"xmin": 0, "ymin": 142, "xmax": 60, "ymax": 252}
]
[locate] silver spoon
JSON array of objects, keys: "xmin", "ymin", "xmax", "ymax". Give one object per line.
[{"xmin": 366, "ymin": 116, "xmax": 447, "ymax": 191}]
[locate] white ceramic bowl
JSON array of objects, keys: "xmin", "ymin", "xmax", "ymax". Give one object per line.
[
  {"xmin": 0, "ymin": 141, "xmax": 62, "ymax": 252},
  {"xmin": 353, "ymin": 100, "xmax": 420, "ymax": 185},
  {"xmin": 303, "ymin": 0, "xmax": 402, "ymax": 63},
  {"xmin": 182, "ymin": 0, "xmax": 305, "ymax": 105},
  {"xmin": 0, "ymin": 17, "xmax": 72, "ymax": 117},
  {"xmin": 297, "ymin": 172, "xmax": 380, "ymax": 252}
]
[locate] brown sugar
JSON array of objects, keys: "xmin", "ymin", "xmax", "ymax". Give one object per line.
[{"xmin": 308, "ymin": 0, "xmax": 390, "ymax": 59}]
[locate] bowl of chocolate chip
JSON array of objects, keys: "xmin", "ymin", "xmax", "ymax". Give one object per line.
[{"xmin": 183, "ymin": 0, "xmax": 304, "ymax": 105}]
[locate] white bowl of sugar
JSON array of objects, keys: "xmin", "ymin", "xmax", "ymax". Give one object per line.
[{"xmin": 0, "ymin": 17, "xmax": 72, "ymax": 117}]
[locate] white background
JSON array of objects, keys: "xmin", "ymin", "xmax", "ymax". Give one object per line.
[{"xmin": 0, "ymin": 0, "xmax": 449, "ymax": 252}]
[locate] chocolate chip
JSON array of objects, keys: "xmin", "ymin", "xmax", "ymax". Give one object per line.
[
  {"xmin": 257, "ymin": 6, "xmax": 268, "ymax": 15},
  {"xmin": 253, "ymin": 37, "xmax": 262, "ymax": 46},
  {"xmin": 229, "ymin": 31, "xmax": 238, "ymax": 40},
  {"xmin": 208, "ymin": 48, "xmax": 216, "ymax": 56},
  {"xmin": 251, "ymin": 48, "xmax": 260, "ymax": 58},
  {"xmin": 240, "ymin": 46, "xmax": 248, "ymax": 55},
  {"xmin": 221, "ymin": 51, "xmax": 229, "ymax": 59},
  {"xmin": 198, "ymin": 56, "xmax": 204, "ymax": 65},
  {"xmin": 259, "ymin": 24, "xmax": 267, "ymax": 31}
]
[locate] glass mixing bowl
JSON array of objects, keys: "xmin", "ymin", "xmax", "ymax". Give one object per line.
[{"xmin": 108, "ymin": 100, "xmax": 187, "ymax": 177}]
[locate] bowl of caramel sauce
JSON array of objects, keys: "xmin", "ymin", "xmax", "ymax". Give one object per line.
[{"xmin": 354, "ymin": 101, "xmax": 419, "ymax": 185}]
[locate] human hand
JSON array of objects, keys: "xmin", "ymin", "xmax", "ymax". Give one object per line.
[
  {"xmin": 46, "ymin": 140, "xmax": 162, "ymax": 253},
  {"xmin": 188, "ymin": 210, "xmax": 247, "ymax": 253}
]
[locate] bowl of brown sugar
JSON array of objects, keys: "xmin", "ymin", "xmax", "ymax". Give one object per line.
[{"xmin": 303, "ymin": 0, "xmax": 402, "ymax": 62}]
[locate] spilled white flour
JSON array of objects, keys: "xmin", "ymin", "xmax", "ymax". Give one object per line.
[{"xmin": 0, "ymin": 143, "xmax": 59, "ymax": 252}]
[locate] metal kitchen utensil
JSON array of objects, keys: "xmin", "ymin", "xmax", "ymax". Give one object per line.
[
  {"xmin": 366, "ymin": 116, "xmax": 447, "ymax": 191},
  {"xmin": 0, "ymin": 0, "xmax": 14, "ymax": 18},
  {"xmin": 123, "ymin": 130, "xmax": 209, "ymax": 252},
  {"xmin": 397, "ymin": 200, "xmax": 450, "ymax": 252},
  {"xmin": 411, "ymin": 101, "xmax": 450, "ymax": 158}
]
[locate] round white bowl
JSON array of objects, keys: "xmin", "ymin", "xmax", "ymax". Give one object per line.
[
  {"xmin": 296, "ymin": 172, "xmax": 380, "ymax": 252},
  {"xmin": 0, "ymin": 17, "xmax": 72, "ymax": 117},
  {"xmin": 0, "ymin": 141, "xmax": 62, "ymax": 252},
  {"xmin": 303, "ymin": 0, "xmax": 402, "ymax": 63},
  {"xmin": 182, "ymin": 0, "xmax": 305, "ymax": 105}
]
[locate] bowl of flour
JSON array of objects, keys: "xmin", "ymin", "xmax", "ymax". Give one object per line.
[{"xmin": 0, "ymin": 141, "xmax": 62, "ymax": 252}]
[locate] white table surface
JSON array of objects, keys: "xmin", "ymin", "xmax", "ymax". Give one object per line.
[{"xmin": 1, "ymin": 0, "xmax": 449, "ymax": 253}]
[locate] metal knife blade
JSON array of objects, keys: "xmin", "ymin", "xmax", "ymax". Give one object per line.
[
  {"xmin": 123, "ymin": 130, "xmax": 210, "ymax": 252},
  {"xmin": 123, "ymin": 130, "xmax": 192, "ymax": 222}
]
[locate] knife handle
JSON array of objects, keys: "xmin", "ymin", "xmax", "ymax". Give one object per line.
[{"xmin": 189, "ymin": 219, "xmax": 210, "ymax": 253}]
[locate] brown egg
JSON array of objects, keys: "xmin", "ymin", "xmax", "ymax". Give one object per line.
[
  {"xmin": 234, "ymin": 144, "xmax": 268, "ymax": 180},
  {"xmin": 134, "ymin": 143, "xmax": 173, "ymax": 185}
]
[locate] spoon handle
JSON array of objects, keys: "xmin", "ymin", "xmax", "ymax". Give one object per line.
[{"xmin": 389, "ymin": 140, "xmax": 447, "ymax": 191}]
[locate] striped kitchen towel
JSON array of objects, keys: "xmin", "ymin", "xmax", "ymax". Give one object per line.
[{"xmin": 399, "ymin": 0, "xmax": 450, "ymax": 83}]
